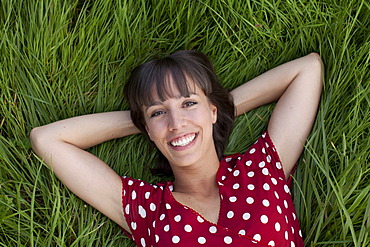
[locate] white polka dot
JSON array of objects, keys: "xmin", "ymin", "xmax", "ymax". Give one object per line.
[
  {"xmin": 262, "ymin": 168, "xmax": 269, "ymax": 175},
  {"xmin": 246, "ymin": 197, "xmax": 254, "ymax": 204},
  {"xmin": 276, "ymin": 162, "xmax": 282, "ymax": 169},
  {"xmin": 277, "ymin": 205, "xmax": 282, "ymax": 214},
  {"xmin": 148, "ymin": 228, "xmax": 151, "ymax": 236},
  {"xmin": 145, "ymin": 191, "xmax": 150, "ymax": 199},
  {"xmin": 131, "ymin": 191, "xmax": 136, "ymax": 200},
  {"xmin": 160, "ymin": 214, "xmax": 165, "ymax": 220},
  {"xmin": 292, "ymin": 212, "xmax": 296, "ymax": 220},
  {"xmin": 267, "ymin": 155, "xmax": 271, "ymax": 163},
  {"xmin": 233, "ymin": 183, "xmax": 240, "ymax": 189},
  {"xmin": 284, "ymin": 200, "xmax": 289, "ymax": 208},
  {"xmin": 172, "ymin": 235, "xmax": 180, "ymax": 243},
  {"xmin": 139, "ymin": 181, "xmax": 144, "ymax": 186},
  {"xmin": 221, "ymin": 175, "xmax": 226, "ymax": 180},
  {"xmin": 262, "ymin": 147, "xmax": 266, "ymax": 154},
  {"xmin": 174, "ymin": 215, "xmax": 181, "ymax": 222},
  {"xmin": 152, "ymin": 221, "xmax": 156, "ymax": 228},
  {"xmin": 242, "ymin": 212, "xmax": 251, "ymax": 220},
  {"xmin": 249, "ymin": 148, "xmax": 256, "ymax": 154},
  {"xmin": 139, "ymin": 205, "xmax": 146, "ymax": 218},
  {"xmin": 262, "ymin": 133, "xmax": 266, "ymax": 138},
  {"xmin": 268, "ymin": 240, "xmax": 275, "ymax": 246},
  {"xmin": 291, "ymin": 241, "xmax": 295, "ymax": 247},
  {"xmin": 225, "ymin": 157, "xmax": 232, "ymax": 162},
  {"xmin": 260, "ymin": 215, "xmax": 268, "ymax": 224},
  {"xmin": 248, "ymin": 171, "xmax": 254, "ymax": 177},
  {"xmin": 271, "ymin": 178, "xmax": 278, "ymax": 185},
  {"xmin": 224, "ymin": 236, "xmax": 233, "ymax": 244},
  {"xmin": 247, "ymin": 184, "xmax": 255, "ymax": 190},
  {"xmin": 245, "ymin": 160, "xmax": 252, "ymax": 166},
  {"xmin": 125, "ymin": 204, "xmax": 130, "ymax": 214},
  {"xmin": 197, "ymin": 216, "xmax": 204, "ymax": 223},
  {"xmin": 233, "ymin": 170, "xmax": 240, "ymax": 176},
  {"xmin": 259, "ymin": 161, "xmax": 265, "ymax": 168},
  {"xmin": 229, "ymin": 196, "xmax": 237, "ymax": 202},
  {"xmin": 140, "ymin": 238, "xmax": 146, "ymax": 247},
  {"xmin": 164, "ymin": 225, "xmax": 170, "ymax": 232},
  {"xmin": 238, "ymin": 229, "xmax": 246, "ymax": 235},
  {"xmin": 275, "ymin": 191, "xmax": 280, "ymax": 199},
  {"xmin": 166, "ymin": 203, "xmax": 171, "ymax": 209},
  {"xmin": 291, "ymin": 226, "xmax": 295, "ymax": 234},
  {"xmin": 128, "ymin": 180, "xmax": 133, "ymax": 186},
  {"xmin": 263, "ymin": 183, "xmax": 270, "ymax": 190},
  {"xmin": 198, "ymin": 237, "xmax": 206, "ymax": 244},
  {"xmin": 227, "ymin": 168, "xmax": 232, "ymax": 172},
  {"xmin": 123, "ymin": 190, "xmax": 126, "ymax": 196},
  {"xmin": 155, "ymin": 234, "xmax": 159, "ymax": 243},
  {"xmin": 285, "ymin": 215, "xmax": 289, "ymax": 223},
  {"xmin": 284, "ymin": 185, "xmax": 291, "ymax": 194},
  {"xmin": 265, "ymin": 142, "xmax": 269, "ymax": 148},
  {"xmin": 275, "ymin": 222, "xmax": 281, "ymax": 231},
  {"xmin": 131, "ymin": 222, "xmax": 137, "ymax": 230},
  {"xmin": 184, "ymin": 224, "xmax": 192, "ymax": 232},
  {"xmin": 209, "ymin": 226, "xmax": 217, "ymax": 233},
  {"xmin": 150, "ymin": 203, "xmax": 156, "ymax": 211},
  {"xmin": 285, "ymin": 231, "xmax": 289, "ymax": 240},
  {"xmin": 299, "ymin": 230, "xmax": 302, "ymax": 237},
  {"xmin": 253, "ymin": 234, "xmax": 261, "ymax": 242},
  {"xmin": 262, "ymin": 199, "xmax": 270, "ymax": 207},
  {"xmin": 227, "ymin": 211, "xmax": 234, "ymax": 218}
]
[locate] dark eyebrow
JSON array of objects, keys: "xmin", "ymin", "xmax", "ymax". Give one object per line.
[
  {"xmin": 145, "ymin": 93, "xmax": 199, "ymax": 111},
  {"xmin": 145, "ymin": 101, "xmax": 163, "ymax": 111}
]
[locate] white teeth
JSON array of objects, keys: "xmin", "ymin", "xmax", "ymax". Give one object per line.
[{"xmin": 171, "ymin": 134, "xmax": 196, "ymax": 147}]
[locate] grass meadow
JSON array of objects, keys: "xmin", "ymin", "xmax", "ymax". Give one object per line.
[{"xmin": 0, "ymin": 0, "xmax": 369, "ymax": 246}]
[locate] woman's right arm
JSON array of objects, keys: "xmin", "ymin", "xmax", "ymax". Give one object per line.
[{"xmin": 30, "ymin": 111, "xmax": 140, "ymax": 233}]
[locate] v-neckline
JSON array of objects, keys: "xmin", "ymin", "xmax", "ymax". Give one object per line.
[{"xmin": 166, "ymin": 163, "xmax": 224, "ymax": 225}]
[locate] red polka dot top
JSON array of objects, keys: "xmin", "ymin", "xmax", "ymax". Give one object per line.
[{"xmin": 121, "ymin": 131, "xmax": 304, "ymax": 246}]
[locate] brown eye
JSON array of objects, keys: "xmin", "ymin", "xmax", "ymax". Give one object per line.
[
  {"xmin": 183, "ymin": 101, "xmax": 197, "ymax": 108},
  {"xmin": 151, "ymin": 110, "xmax": 165, "ymax": 118}
]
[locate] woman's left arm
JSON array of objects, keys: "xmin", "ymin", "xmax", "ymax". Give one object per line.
[{"xmin": 231, "ymin": 53, "xmax": 323, "ymax": 179}]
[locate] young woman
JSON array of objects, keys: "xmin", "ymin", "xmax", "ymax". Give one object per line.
[{"xmin": 30, "ymin": 50, "xmax": 323, "ymax": 246}]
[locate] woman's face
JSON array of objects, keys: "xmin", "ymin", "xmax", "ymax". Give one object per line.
[{"xmin": 143, "ymin": 79, "xmax": 218, "ymax": 169}]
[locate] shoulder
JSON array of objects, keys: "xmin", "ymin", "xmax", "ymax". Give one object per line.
[
  {"xmin": 219, "ymin": 131, "xmax": 285, "ymax": 182},
  {"xmin": 121, "ymin": 176, "xmax": 171, "ymax": 202},
  {"xmin": 121, "ymin": 176, "xmax": 175, "ymax": 244},
  {"xmin": 222, "ymin": 131, "xmax": 281, "ymax": 166}
]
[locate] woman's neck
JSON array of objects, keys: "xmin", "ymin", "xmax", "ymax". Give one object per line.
[{"xmin": 171, "ymin": 157, "xmax": 220, "ymax": 196}]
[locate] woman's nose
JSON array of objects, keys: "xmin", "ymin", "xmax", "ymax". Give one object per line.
[{"xmin": 168, "ymin": 110, "xmax": 186, "ymax": 131}]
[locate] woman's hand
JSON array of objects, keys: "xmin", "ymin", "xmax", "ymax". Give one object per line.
[
  {"xmin": 231, "ymin": 53, "xmax": 323, "ymax": 179},
  {"xmin": 30, "ymin": 111, "xmax": 139, "ymax": 232}
]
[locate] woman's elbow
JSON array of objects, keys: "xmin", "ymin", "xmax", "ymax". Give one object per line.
[
  {"xmin": 30, "ymin": 127, "xmax": 47, "ymax": 154},
  {"xmin": 309, "ymin": 52, "xmax": 324, "ymax": 74},
  {"xmin": 307, "ymin": 52, "xmax": 324, "ymax": 87}
]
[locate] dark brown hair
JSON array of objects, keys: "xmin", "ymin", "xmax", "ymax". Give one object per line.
[{"xmin": 124, "ymin": 50, "xmax": 235, "ymax": 176}]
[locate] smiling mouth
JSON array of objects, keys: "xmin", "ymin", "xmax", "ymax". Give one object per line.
[{"xmin": 169, "ymin": 133, "xmax": 197, "ymax": 147}]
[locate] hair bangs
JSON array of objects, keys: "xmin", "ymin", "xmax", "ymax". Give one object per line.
[{"xmin": 139, "ymin": 58, "xmax": 203, "ymax": 107}]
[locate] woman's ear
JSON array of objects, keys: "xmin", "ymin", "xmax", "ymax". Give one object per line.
[
  {"xmin": 210, "ymin": 104, "xmax": 217, "ymax": 124},
  {"xmin": 145, "ymin": 126, "xmax": 153, "ymax": 141}
]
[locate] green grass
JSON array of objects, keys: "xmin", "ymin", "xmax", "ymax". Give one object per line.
[{"xmin": 0, "ymin": 0, "xmax": 369, "ymax": 246}]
